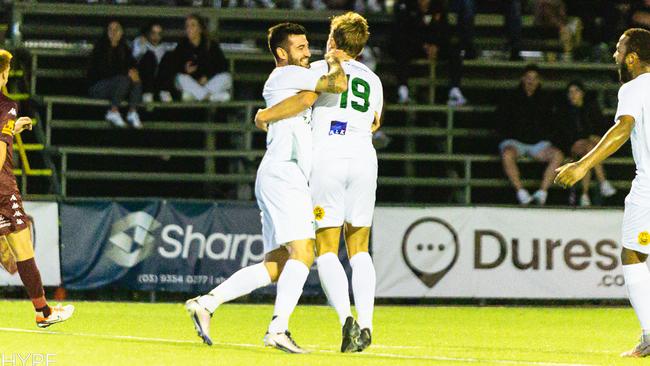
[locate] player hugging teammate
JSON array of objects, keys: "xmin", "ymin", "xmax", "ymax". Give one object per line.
[{"xmin": 186, "ymin": 12, "xmax": 383, "ymax": 354}]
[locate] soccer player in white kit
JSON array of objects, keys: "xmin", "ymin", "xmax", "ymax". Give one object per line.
[
  {"xmin": 255, "ymin": 13, "xmax": 382, "ymax": 353},
  {"xmin": 555, "ymin": 28, "xmax": 650, "ymax": 357},
  {"xmin": 185, "ymin": 23, "xmax": 348, "ymax": 354}
]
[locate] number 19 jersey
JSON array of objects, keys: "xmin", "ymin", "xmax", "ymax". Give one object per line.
[
  {"xmin": 309, "ymin": 59, "xmax": 383, "ymax": 229},
  {"xmin": 310, "ymin": 59, "xmax": 383, "ymax": 158}
]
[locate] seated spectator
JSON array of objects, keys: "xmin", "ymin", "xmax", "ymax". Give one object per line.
[
  {"xmin": 497, "ymin": 64, "xmax": 564, "ymax": 205},
  {"xmin": 392, "ymin": 0, "xmax": 466, "ymax": 106},
  {"xmin": 554, "ymin": 80, "xmax": 617, "ymax": 206},
  {"xmin": 629, "ymin": 0, "xmax": 650, "ymax": 30},
  {"xmin": 169, "ymin": 14, "xmax": 232, "ymax": 102},
  {"xmin": 132, "ymin": 22, "xmax": 176, "ymax": 103},
  {"xmin": 534, "ymin": 0, "xmax": 581, "ymax": 61},
  {"xmin": 88, "ymin": 20, "xmax": 142, "ymax": 128}
]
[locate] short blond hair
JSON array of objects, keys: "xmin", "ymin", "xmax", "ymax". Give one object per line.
[
  {"xmin": 330, "ymin": 12, "xmax": 369, "ymax": 57},
  {"xmin": 0, "ymin": 49, "xmax": 12, "ymax": 73}
]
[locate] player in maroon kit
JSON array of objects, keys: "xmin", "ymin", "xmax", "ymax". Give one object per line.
[{"xmin": 0, "ymin": 49, "xmax": 74, "ymax": 327}]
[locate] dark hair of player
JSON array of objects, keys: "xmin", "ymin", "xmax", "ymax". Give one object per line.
[
  {"xmin": 330, "ymin": 12, "xmax": 370, "ymax": 58},
  {"xmin": 623, "ymin": 28, "xmax": 650, "ymax": 63},
  {"xmin": 267, "ymin": 23, "xmax": 307, "ymax": 62},
  {"xmin": 523, "ymin": 63, "xmax": 540, "ymax": 75}
]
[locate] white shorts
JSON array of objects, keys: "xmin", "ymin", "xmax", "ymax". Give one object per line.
[
  {"xmin": 311, "ymin": 151, "xmax": 377, "ymax": 229},
  {"xmin": 255, "ymin": 160, "xmax": 315, "ymax": 254},
  {"xmin": 622, "ymin": 200, "xmax": 650, "ymax": 254}
]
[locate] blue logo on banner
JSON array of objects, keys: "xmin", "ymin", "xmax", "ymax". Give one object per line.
[{"xmin": 329, "ymin": 121, "xmax": 347, "ymax": 135}]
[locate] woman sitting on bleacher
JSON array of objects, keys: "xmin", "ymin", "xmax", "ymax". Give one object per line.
[
  {"xmin": 169, "ymin": 14, "xmax": 232, "ymax": 102},
  {"xmin": 88, "ymin": 20, "xmax": 143, "ymax": 129},
  {"xmin": 132, "ymin": 22, "xmax": 177, "ymax": 104},
  {"xmin": 553, "ymin": 80, "xmax": 617, "ymax": 206}
]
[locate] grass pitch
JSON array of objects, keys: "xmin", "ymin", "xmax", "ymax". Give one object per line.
[{"xmin": 1, "ymin": 300, "xmax": 647, "ymax": 365}]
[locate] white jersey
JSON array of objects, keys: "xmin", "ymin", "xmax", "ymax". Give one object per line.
[
  {"xmin": 261, "ymin": 65, "xmax": 322, "ymax": 177},
  {"xmin": 615, "ymin": 73, "xmax": 650, "ymax": 207},
  {"xmin": 310, "ymin": 59, "xmax": 383, "ymax": 157}
]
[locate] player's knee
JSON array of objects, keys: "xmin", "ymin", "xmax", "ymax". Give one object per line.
[
  {"xmin": 7, "ymin": 232, "xmax": 34, "ymax": 261},
  {"xmin": 347, "ymin": 242, "xmax": 369, "ymax": 259},
  {"xmin": 316, "ymin": 240, "xmax": 339, "ymax": 256},
  {"xmin": 501, "ymin": 147, "xmax": 518, "ymax": 161}
]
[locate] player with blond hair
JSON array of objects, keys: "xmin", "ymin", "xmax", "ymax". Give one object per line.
[
  {"xmin": 0, "ymin": 49, "xmax": 74, "ymax": 327},
  {"xmin": 256, "ymin": 12, "xmax": 383, "ymax": 353}
]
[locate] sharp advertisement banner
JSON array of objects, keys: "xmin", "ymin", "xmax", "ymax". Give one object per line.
[
  {"xmin": 373, "ymin": 207, "xmax": 628, "ymax": 299},
  {"xmin": 60, "ymin": 201, "xmax": 327, "ymax": 294},
  {"xmin": 0, "ymin": 202, "xmax": 60, "ymax": 286}
]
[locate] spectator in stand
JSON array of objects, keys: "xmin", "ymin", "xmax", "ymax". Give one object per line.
[
  {"xmin": 497, "ymin": 64, "xmax": 564, "ymax": 205},
  {"xmin": 505, "ymin": 0, "xmax": 523, "ymax": 60},
  {"xmin": 392, "ymin": 0, "xmax": 466, "ymax": 106},
  {"xmin": 629, "ymin": 0, "xmax": 650, "ymax": 30},
  {"xmin": 88, "ymin": 20, "xmax": 142, "ymax": 128},
  {"xmin": 132, "ymin": 22, "xmax": 177, "ymax": 103},
  {"xmin": 534, "ymin": 0, "xmax": 581, "ymax": 61},
  {"xmin": 170, "ymin": 14, "xmax": 232, "ymax": 102},
  {"xmin": 554, "ymin": 80, "xmax": 617, "ymax": 206}
]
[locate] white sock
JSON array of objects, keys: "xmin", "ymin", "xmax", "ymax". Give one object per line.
[
  {"xmin": 350, "ymin": 252, "xmax": 376, "ymax": 331},
  {"xmin": 268, "ymin": 259, "xmax": 310, "ymax": 334},
  {"xmin": 317, "ymin": 252, "xmax": 352, "ymax": 326},
  {"xmin": 623, "ymin": 263, "xmax": 650, "ymax": 334},
  {"xmin": 197, "ymin": 262, "xmax": 271, "ymax": 313}
]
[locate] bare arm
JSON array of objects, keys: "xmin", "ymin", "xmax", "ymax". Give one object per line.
[
  {"xmin": 255, "ymin": 91, "xmax": 319, "ymax": 130},
  {"xmin": 315, "ymin": 50, "xmax": 348, "ymax": 94},
  {"xmin": 555, "ymin": 115, "xmax": 634, "ymax": 187},
  {"xmin": 371, "ymin": 111, "xmax": 381, "ymax": 132}
]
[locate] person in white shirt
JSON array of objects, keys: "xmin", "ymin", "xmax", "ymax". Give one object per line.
[
  {"xmin": 255, "ymin": 12, "xmax": 381, "ymax": 353},
  {"xmin": 555, "ymin": 28, "xmax": 650, "ymax": 358},
  {"xmin": 184, "ymin": 22, "xmax": 348, "ymax": 354},
  {"xmin": 132, "ymin": 22, "xmax": 176, "ymax": 103}
]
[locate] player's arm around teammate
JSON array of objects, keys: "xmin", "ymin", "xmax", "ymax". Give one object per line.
[{"xmin": 254, "ymin": 49, "xmax": 348, "ymax": 131}]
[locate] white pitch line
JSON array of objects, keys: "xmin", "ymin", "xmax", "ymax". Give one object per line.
[{"xmin": 0, "ymin": 327, "xmax": 593, "ymax": 366}]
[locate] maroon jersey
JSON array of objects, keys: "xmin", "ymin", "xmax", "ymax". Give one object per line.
[
  {"xmin": 0, "ymin": 94, "xmax": 27, "ymax": 235},
  {"xmin": 0, "ymin": 94, "xmax": 18, "ymax": 196}
]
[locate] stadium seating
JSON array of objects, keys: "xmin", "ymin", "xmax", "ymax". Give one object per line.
[{"xmin": 4, "ymin": 2, "xmax": 635, "ymax": 205}]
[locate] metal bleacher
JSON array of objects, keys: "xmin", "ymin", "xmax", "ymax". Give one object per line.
[{"xmin": 5, "ymin": 2, "xmax": 635, "ymax": 204}]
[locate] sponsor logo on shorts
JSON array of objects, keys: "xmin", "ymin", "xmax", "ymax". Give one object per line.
[
  {"xmin": 313, "ymin": 206, "xmax": 325, "ymax": 221},
  {"xmin": 639, "ymin": 231, "xmax": 650, "ymax": 245}
]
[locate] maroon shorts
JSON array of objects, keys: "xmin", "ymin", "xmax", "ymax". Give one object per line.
[{"xmin": 0, "ymin": 193, "xmax": 29, "ymax": 236}]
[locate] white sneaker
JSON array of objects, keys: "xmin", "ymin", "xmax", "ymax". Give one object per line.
[
  {"xmin": 36, "ymin": 304, "xmax": 74, "ymax": 328},
  {"xmin": 517, "ymin": 189, "xmax": 533, "ymax": 205},
  {"xmin": 159, "ymin": 91, "xmax": 173, "ymax": 103},
  {"xmin": 600, "ymin": 180, "xmax": 617, "ymax": 197},
  {"xmin": 208, "ymin": 92, "xmax": 231, "ymax": 102},
  {"xmin": 264, "ymin": 331, "xmax": 310, "ymax": 354},
  {"xmin": 448, "ymin": 87, "xmax": 467, "ymax": 107},
  {"xmin": 126, "ymin": 111, "xmax": 143, "ymax": 129},
  {"xmin": 532, "ymin": 190, "xmax": 548, "ymax": 205},
  {"xmin": 181, "ymin": 91, "xmax": 196, "ymax": 102},
  {"xmin": 579, "ymin": 193, "xmax": 591, "ymax": 207},
  {"xmin": 621, "ymin": 334, "xmax": 650, "ymax": 358},
  {"xmin": 142, "ymin": 93, "xmax": 154, "ymax": 104},
  {"xmin": 185, "ymin": 297, "xmax": 213, "ymax": 346},
  {"xmin": 105, "ymin": 110, "xmax": 127, "ymax": 128},
  {"xmin": 397, "ymin": 85, "xmax": 410, "ymax": 104}
]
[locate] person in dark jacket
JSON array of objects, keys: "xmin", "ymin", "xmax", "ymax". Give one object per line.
[
  {"xmin": 497, "ymin": 64, "xmax": 564, "ymax": 205},
  {"xmin": 170, "ymin": 14, "xmax": 232, "ymax": 102},
  {"xmin": 391, "ymin": 0, "xmax": 466, "ymax": 106},
  {"xmin": 88, "ymin": 20, "xmax": 142, "ymax": 128},
  {"xmin": 554, "ymin": 80, "xmax": 617, "ymax": 206},
  {"xmin": 132, "ymin": 22, "xmax": 177, "ymax": 103}
]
